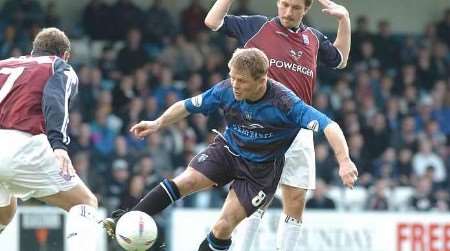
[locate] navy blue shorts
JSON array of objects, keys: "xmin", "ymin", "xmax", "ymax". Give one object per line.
[{"xmin": 189, "ymin": 136, "xmax": 284, "ymax": 216}]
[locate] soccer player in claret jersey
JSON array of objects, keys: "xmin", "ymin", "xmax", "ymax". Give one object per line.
[
  {"xmin": 103, "ymin": 48, "xmax": 357, "ymax": 251},
  {"xmin": 205, "ymin": 0, "xmax": 351, "ymax": 249},
  {"xmin": 0, "ymin": 28, "xmax": 98, "ymax": 251}
]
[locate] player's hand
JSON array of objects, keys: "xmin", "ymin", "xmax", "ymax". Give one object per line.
[
  {"xmin": 54, "ymin": 149, "xmax": 76, "ymax": 181},
  {"xmin": 130, "ymin": 120, "xmax": 160, "ymax": 139},
  {"xmin": 338, "ymin": 158, "xmax": 358, "ymax": 189},
  {"xmin": 317, "ymin": 0, "xmax": 349, "ymax": 21}
]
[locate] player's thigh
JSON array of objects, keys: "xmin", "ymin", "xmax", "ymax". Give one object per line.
[
  {"xmin": 4, "ymin": 134, "xmax": 91, "ymax": 208},
  {"xmin": 212, "ymin": 189, "xmax": 248, "ymax": 239},
  {"xmin": 177, "ymin": 137, "xmax": 236, "ymax": 196},
  {"xmin": 0, "ymin": 187, "xmax": 17, "ymax": 225},
  {"xmin": 280, "ymin": 129, "xmax": 316, "ymax": 189},
  {"xmin": 38, "ymin": 180, "xmax": 97, "ymax": 211},
  {"xmin": 173, "ymin": 167, "xmax": 217, "ymax": 197}
]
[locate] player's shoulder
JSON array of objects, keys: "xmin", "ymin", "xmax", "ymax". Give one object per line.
[
  {"xmin": 226, "ymin": 14, "xmax": 269, "ymax": 26},
  {"xmin": 215, "ymin": 78, "xmax": 232, "ymax": 91},
  {"xmin": 0, "ymin": 55, "xmax": 69, "ymax": 72},
  {"xmin": 269, "ymin": 79, "xmax": 295, "ymax": 96},
  {"xmin": 268, "ymin": 79, "xmax": 300, "ymax": 111},
  {"xmin": 304, "ymin": 26, "xmax": 328, "ymax": 42}
]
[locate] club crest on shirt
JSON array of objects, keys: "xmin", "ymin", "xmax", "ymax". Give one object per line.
[
  {"xmin": 244, "ymin": 111, "xmax": 252, "ymax": 120},
  {"xmin": 302, "ymin": 34, "xmax": 309, "ymax": 45},
  {"xmin": 198, "ymin": 153, "xmax": 208, "ymax": 162},
  {"xmin": 289, "ymin": 49, "xmax": 303, "ymax": 61},
  {"xmin": 307, "ymin": 120, "xmax": 319, "ymax": 132}
]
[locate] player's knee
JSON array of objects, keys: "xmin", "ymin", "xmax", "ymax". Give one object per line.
[
  {"xmin": 213, "ymin": 215, "xmax": 241, "ymax": 238},
  {"xmin": 174, "ymin": 169, "xmax": 207, "ymax": 196},
  {"xmin": 85, "ymin": 192, "xmax": 98, "ymax": 208},
  {"xmin": 282, "ymin": 188, "xmax": 307, "ymax": 218},
  {"xmin": 212, "ymin": 218, "xmax": 234, "ymax": 238},
  {"xmin": 0, "ymin": 207, "xmax": 16, "ymax": 225},
  {"xmin": 78, "ymin": 190, "xmax": 98, "ymax": 208},
  {"xmin": 284, "ymin": 188, "xmax": 307, "ymax": 206}
]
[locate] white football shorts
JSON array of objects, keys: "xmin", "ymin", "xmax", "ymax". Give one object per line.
[
  {"xmin": 279, "ymin": 128, "xmax": 316, "ymax": 189},
  {"xmin": 0, "ymin": 129, "xmax": 80, "ymax": 207}
]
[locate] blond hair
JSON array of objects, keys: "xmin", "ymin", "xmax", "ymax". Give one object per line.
[
  {"xmin": 228, "ymin": 48, "xmax": 269, "ymax": 80},
  {"xmin": 32, "ymin": 27, "xmax": 70, "ymax": 56}
]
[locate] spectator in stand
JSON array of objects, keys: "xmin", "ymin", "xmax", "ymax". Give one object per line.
[
  {"xmin": 157, "ymin": 34, "xmax": 204, "ymax": 78},
  {"xmin": 363, "ymin": 113, "xmax": 391, "ymax": 161},
  {"xmin": 134, "ymin": 156, "xmax": 162, "ymax": 190},
  {"xmin": 351, "ymin": 15, "xmax": 373, "ymax": 63},
  {"xmin": 395, "ymin": 148, "xmax": 414, "ymax": 186},
  {"xmin": 315, "ymin": 143, "xmax": 337, "ymax": 184},
  {"xmin": 436, "ymin": 8, "xmax": 450, "ymax": 47},
  {"xmin": 232, "ymin": 0, "xmax": 254, "ymax": 16},
  {"xmin": 145, "ymin": 133, "xmax": 174, "ymax": 177},
  {"xmin": 120, "ymin": 175, "xmax": 146, "ymax": 210},
  {"xmin": 2, "ymin": 0, "xmax": 44, "ymax": 29},
  {"xmin": 410, "ymin": 176, "xmax": 436, "ymax": 211},
  {"xmin": 104, "ymin": 159, "xmax": 130, "ymax": 212},
  {"xmin": 117, "ymin": 29, "xmax": 150, "ymax": 74},
  {"xmin": 306, "ymin": 179, "xmax": 336, "ymax": 209},
  {"xmin": 110, "ymin": 0, "xmax": 144, "ymax": 39},
  {"xmin": 143, "ymin": 0, "xmax": 176, "ymax": 44},
  {"xmin": 373, "ymin": 20, "xmax": 399, "ymax": 70},
  {"xmin": 412, "ymin": 139, "xmax": 446, "ymax": 184},
  {"xmin": 180, "ymin": 0, "xmax": 207, "ymax": 40},
  {"xmin": 365, "ymin": 179, "xmax": 390, "ymax": 211},
  {"xmin": 82, "ymin": 0, "xmax": 113, "ymax": 39}
]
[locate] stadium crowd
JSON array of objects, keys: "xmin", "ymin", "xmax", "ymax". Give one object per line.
[{"xmin": 1, "ymin": 0, "xmax": 449, "ymax": 236}]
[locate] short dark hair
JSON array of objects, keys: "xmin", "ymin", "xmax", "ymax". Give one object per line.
[
  {"xmin": 32, "ymin": 27, "xmax": 70, "ymax": 57},
  {"xmin": 305, "ymin": 0, "xmax": 313, "ymax": 7},
  {"xmin": 278, "ymin": 0, "xmax": 314, "ymax": 8},
  {"xmin": 228, "ymin": 48, "xmax": 269, "ymax": 80}
]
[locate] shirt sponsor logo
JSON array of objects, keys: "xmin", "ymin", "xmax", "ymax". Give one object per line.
[
  {"xmin": 269, "ymin": 58, "xmax": 313, "ymax": 77},
  {"xmin": 289, "ymin": 49, "xmax": 303, "ymax": 61},
  {"xmin": 232, "ymin": 124, "xmax": 273, "ymax": 139},
  {"xmin": 191, "ymin": 94, "xmax": 203, "ymax": 107}
]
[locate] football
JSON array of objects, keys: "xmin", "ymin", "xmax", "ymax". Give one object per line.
[{"xmin": 115, "ymin": 211, "xmax": 158, "ymax": 251}]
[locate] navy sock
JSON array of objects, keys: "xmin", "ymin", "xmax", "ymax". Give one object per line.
[
  {"xmin": 198, "ymin": 232, "xmax": 232, "ymax": 251},
  {"xmin": 132, "ymin": 178, "xmax": 181, "ymax": 216}
]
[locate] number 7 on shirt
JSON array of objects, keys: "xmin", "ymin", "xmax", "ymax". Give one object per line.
[{"xmin": 0, "ymin": 67, "xmax": 25, "ymax": 103}]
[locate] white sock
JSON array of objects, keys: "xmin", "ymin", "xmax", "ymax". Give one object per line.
[
  {"xmin": 276, "ymin": 212, "xmax": 302, "ymax": 251},
  {"xmin": 66, "ymin": 204, "xmax": 98, "ymax": 251},
  {"xmin": 0, "ymin": 224, "xmax": 6, "ymax": 234},
  {"xmin": 232, "ymin": 209, "xmax": 264, "ymax": 251}
]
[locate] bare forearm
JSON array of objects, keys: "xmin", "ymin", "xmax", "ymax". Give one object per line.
[
  {"xmin": 324, "ymin": 122, "xmax": 350, "ymax": 163},
  {"xmin": 156, "ymin": 101, "xmax": 190, "ymax": 128},
  {"xmin": 205, "ymin": 0, "xmax": 234, "ymax": 30},
  {"xmin": 333, "ymin": 14, "xmax": 351, "ymax": 69}
]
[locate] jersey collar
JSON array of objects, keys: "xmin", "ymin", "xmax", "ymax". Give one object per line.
[{"xmin": 274, "ymin": 17, "xmax": 306, "ymax": 33}]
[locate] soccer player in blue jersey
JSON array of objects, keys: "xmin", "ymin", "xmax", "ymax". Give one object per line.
[
  {"xmin": 103, "ymin": 48, "xmax": 357, "ymax": 251},
  {"xmin": 205, "ymin": 0, "xmax": 351, "ymax": 249}
]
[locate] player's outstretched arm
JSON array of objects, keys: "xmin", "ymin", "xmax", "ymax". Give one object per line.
[
  {"xmin": 130, "ymin": 101, "xmax": 190, "ymax": 138},
  {"xmin": 318, "ymin": 0, "xmax": 351, "ymax": 68},
  {"xmin": 323, "ymin": 122, "xmax": 358, "ymax": 189},
  {"xmin": 205, "ymin": 0, "xmax": 234, "ymax": 30}
]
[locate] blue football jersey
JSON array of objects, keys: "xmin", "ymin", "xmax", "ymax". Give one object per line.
[{"xmin": 184, "ymin": 79, "xmax": 332, "ymax": 162}]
